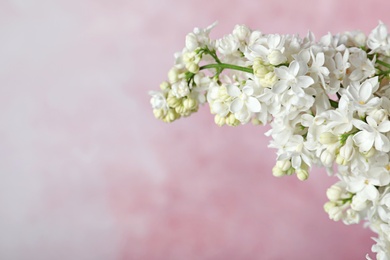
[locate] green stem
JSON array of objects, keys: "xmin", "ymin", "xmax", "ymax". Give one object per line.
[
  {"xmin": 376, "ymin": 59, "xmax": 390, "ymax": 69},
  {"xmin": 377, "ymin": 69, "xmax": 390, "ymax": 76},
  {"xmin": 200, "ymin": 63, "xmax": 253, "ymax": 74}
]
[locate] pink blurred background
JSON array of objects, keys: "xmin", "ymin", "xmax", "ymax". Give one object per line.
[{"xmin": 1, "ymin": 0, "xmax": 390, "ymax": 259}]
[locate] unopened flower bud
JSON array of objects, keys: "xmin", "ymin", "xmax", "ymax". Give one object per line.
[
  {"xmin": 351, "ymin": 195, "xmax": 367, "ymax": 211},
  {"xmin": 296, "ymin": 168, "xmax": 309, "ymax": 181},
  {"xmin": 286, "ymin": 167, "xmax": 295, "ymax": 176},
  {"xmin": 336, "ymin": 142, "xmax": 354, "ymax": 165},
  {"xmin": 186, "ymin": 62, "xmax": 199, "ymax": 73},
  {"xmin": 328, "ymin": 206, "xmax": 343, "ymax": 221},
  {"xmin": 254, "ymin": 65, "xmax": 273, "ymax": 79},
  {"xmin": 267, "ymin": 49, "xmax": 287, "ymax": 66},
  {"xmin": 362, "ymin": 147, "xmax": 376, "ymax": 158},
  {"xmin": 319, "ymin": 132, "xmax": 338, "ymax": 145},
  {"xmin": 217, "ymin": 86, "xmax": 231, "ymax": 102},
  {"xmin": 164, "ymin": 109, "xmax": 179, "ymax": 123},
  {"xmin": 320, "ymin": 150, "xmax": 334, "ymax": 167},
  {"xmin": 214, "ymin": 114, "xmax": 225, "ymax": 126},
  {"xmin": 153, "ymin": 109, "xmax": 165, "ymax": 119},
  {"xmin": 175, "ymin": 104, "xmax": 187, "ymax": 115},
  {"xmin": 335, "ymin": 155, "xmax": 345, "ymax": 166},
  {"xmin": 183, "ymin": 98, "xmax": 197, "ymax": 110},
  {"xmin": 276, "ymin": 160, "xmax": 291, "ymax": 172},
  {"xmin": 167, "ymin": 95, "xmax": 181, "ymax": 108},
  {"xmin": 272, "ymin": 165, "xmax": 285, "ymax": 177},
  {"xmin": 326, "ymin": 185, "xmax": 343, "ymax": 202},
  {"xmin": 226, "ymin": 113, "xmax": 240, "ymax": 126},
  {"xmin": 168, "ymin": 67, "xmax": 180, "ymax": 83},
  {"xmin": 251, "ymin": 118, "xmax": 262, "ymax": 125},
  {"xmin": 160, "ymin": 81, "xmax": 170, "ymax": 91},
  {"xmin": 324, "ymin": 201, "xmax": 337, "ymax": 213},
  {"xmin": 259, "ymin": 71, "xmax": 277, "ymax": 88}
]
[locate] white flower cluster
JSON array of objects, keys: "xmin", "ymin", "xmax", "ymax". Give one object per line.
[{"xmin": 149, "ymin": 22, "xmax": 390, "ymax": 259}]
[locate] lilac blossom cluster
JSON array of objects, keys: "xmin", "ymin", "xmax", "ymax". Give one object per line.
[{"xmin": 149, "ymin": 22, "xmax": 390, "ymax": 259}]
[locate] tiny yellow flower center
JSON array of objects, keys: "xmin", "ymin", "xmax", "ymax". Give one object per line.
[{"xmin": 359, "ymin": 100, "xmax": 365, "ymax": 105}]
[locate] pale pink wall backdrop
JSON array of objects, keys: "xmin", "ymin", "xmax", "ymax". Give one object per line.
[{"xmin": 1, "ymin": 0, "xmax": 390, "ymax": 259}]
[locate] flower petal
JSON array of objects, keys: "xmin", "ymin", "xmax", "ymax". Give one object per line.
[
  {"xmin": 289, "ymin": 61, "xmax": 300, "ymax": 76},
  {"xmin": 316, "ymin": 52, "xmax": 325, "ymax": 66},
  {"xmin": 212, "ymin": 101, "xmax": 229, "ymax": 116},
  {"xmin": 359, "ymin": 82, "xmax": 373, "ymax": 102},
  {"xmin": 291, "ymin": 84, "xmax": 305, "ymax": 97},
  {"xmin": 378, "ymin": 120, "xmax": 390, "ymax": 132},
  {"xmin": 366, "ymin": 116, "xmax": 378, "ymax": 128},
  {"xmin": 375, "ymin": 133, "xmax": 390, "ymax": 152},
  {"xmin": 352, "ymin": 119, "xmax": 373, "ymax": 132},
  {"xmin": 246, "ymin": 97, "xmax": 261, "ymax": 112},
  {"xmin": 353, "ymin": 131, "xmax": 374, "ymax": 152},
  {"xmin": 363, "ymin": 185, "xmax": 379, "ymax": 200},
  {"xmin": 242, "ymin": 86, "xmax": 254, "ymax": 96},
  {"xmin": 274, "ymin": 67, "xmax": 290, "ymax": 80},
  {"xmin": 272, "ymin": 81, "xmax": 288, "ymax": 94},
  {"xmin": 296, "ymin": 76, "xmax": 314, "ymax": 89},
  {"xmin": 226, "ymin": 84, "xmax": 241, "ymax": 97},
  {"xmin": 230, "ymin": 98, "xmax": 244, "ymax": 113}
]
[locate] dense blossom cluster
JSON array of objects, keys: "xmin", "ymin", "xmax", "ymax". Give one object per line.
[{"xmin": 149, "ymin": 22, "xmax": 390, "ymax": 259}]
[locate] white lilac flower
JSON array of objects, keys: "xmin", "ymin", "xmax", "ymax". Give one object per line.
[
  {"xmin": 348, "ymin": 174, "xmax": 381, "ymax": 203},
  {"xmin": 300, "ymin": 48, "xmax": 330, "ymax": 87},
  {"xmin": 249, "ymin": 34, "xmax": 287, "ymax": 66},
  {"xmin": 216, "ymin": 34, "xmax": 240, "ymax": 58},
  {"xmin": 283, "ymin": 34, "xmax": 302, "ymax": 62},
  {"xmin": 369, "ymin": 108, "xmax": 389, "ymax": 124},
  {"xmin": 352, "ymin": 116, "xmax": 390, "ymax": 153},
  {"xmin": 276, "ymin": 134, "xmax": 313, "ymax": 170},
  {"xmin": 310, "ymin": 50, "xmax": 330, "ymax": 86},
  {"xmin": 226, "ymin": 82, "xmax": 261, "ymax": 123},
  {"xmin": 351, "ymin": 193, "xmax": 369, "ymax": 211},
  {"xmin": 312, "ymin": 89, "xmax": 331, "ymax": 114},
  {"xmin": 232, "ymin": 24, "xmax": 251, "ymax": 44},
  {"xmin": 328, "ymin": 49, "xmax": 350, "ymax": 94},
  {"xmin": 336, "ymin": 136, "xmax": 355, "ymax": 166},
  {"xmin": 369, "ymin": 237, "xmax": 390, "ymax": 260},
  {"xmin": 283, "ymin": 90, "xmax": 315, "ymax": 114},
  {"xmin": 378, "ymin": 192, "xmax": 390, "ymax": 222},
  {"xmin": 301, "ymin": 113, "xmax": 329, "ymax": 154},
  {"xmin": 149, "ymin": 90, "xmax": 168, "ymax": 110},
  {"xmin": 273, "ymin": 61, "xmax": 314, "ymax": 97},
  {"xmin": 150, "ymin": 22, "xmax": 390, "ymax": 258},
  {"xmin": 367, "ymin": 22, "xmax": 390, "ymax": 55},
  {"xmin": 343, "ymin": 208, "xmax": 360, "ymax": 225},
  {"xmin": 185, "ymin": 22, "xmax": 217, "ymax": 52},
  {"xmin": 207, "ymin": 82, "xmax": 230, "ymax": 117},
  {"xmin": 192, "ymin": 73, "xmax": 210, "ymax": 104},
  {"xmin": 258, "ymin": 88, "xmax": 282, "ymax": 116},
  {"xmin": 344, "ymin": 30, "xmax": 367, "ymax": 47},
  {"xmin": 348, "ymin": 48, "xmax": 376, "ymax": 82},
  {"xmin": 325, "ymin": 202, "xmax": 347, "ymax": 221},
  {"xmin": 171, "ymin": 80, "xmax": 190, "ymax": 98},
  {"xmin": 344, "ymin": 77, "xmax": 381, "ymax": 116},
  {"xmin": 325, "ymin": 95, "xmax": 354, "ymax": 135},
  {"xmin": 319, "ymin": 32, "xmax": 347, "ymax": 54},
  {"xmin": 183, "ymin": 51, "xmax": 201, "ymax": 73}
]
